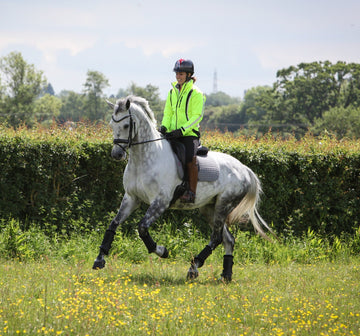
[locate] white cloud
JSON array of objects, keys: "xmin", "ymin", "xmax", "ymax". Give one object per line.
[
  {"xmin": 108, "ymin": 36, "xmax": 205, "ymax": 58},
  {"xmin": 253, "ymin": 41, "xmax": 360, "ymax": 71},
  {"xmin": 1, "ymin": 0, "xmax": 359, "ymax": 98},
  {"xmin": 0, "ymin": 31, "xmax": 97, "ymax": 63}
]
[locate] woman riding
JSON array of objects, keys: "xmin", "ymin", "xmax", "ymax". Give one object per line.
[{"xmin": 159, "ymin": 58, "xmax": 206, "ymax": 203}]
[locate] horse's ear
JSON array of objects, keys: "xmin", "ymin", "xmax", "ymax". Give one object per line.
[
  {"xmin": 126, "ymin": 99, "xmax": 131, "ymax": 110},
  {"xmin": 106, "ymin": 100, "xmax": 115, "ymax": 109}
]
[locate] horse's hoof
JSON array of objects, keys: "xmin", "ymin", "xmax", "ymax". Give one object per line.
[
  {"xmin": 155, "ymin": 245, "xmax": 169, "ymax": 258},
  {"xmin": 92, "ymin": 258, "xmax": 106, "ymax": 270},
  {"xmin": 187, "ymin": 267, "xmax": 199, "ymax": 280},
  {"xmin": 161, "ymin": 247, "xmax": 169, "ymax": 258},
  {"xmin": 220, "ymin": 273, "xmax": 232, "ymax": 283}
]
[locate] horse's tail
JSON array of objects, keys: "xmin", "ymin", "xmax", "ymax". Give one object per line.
[{"xmin": 227, "ymin": 167, "xmax": 277, "ymax": 242}]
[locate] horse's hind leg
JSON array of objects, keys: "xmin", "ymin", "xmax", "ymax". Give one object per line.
[
  {"xmin": 221, "ymin": 224, "xmax": 235, "ymax": 282},
  {"xmin": 187, "ymin": 205, "xmax": 214, "ymax": 280},
  {"xmin": 209, "ymin": 214, "xmax": 236, "ymax": 283},
  {"xmin": 187, "ymin": 202, "xmax": 236, "ymax": 282},
  {"xmin": 187, "ymin": 204, "xmax": 226, "ymax": 280}
]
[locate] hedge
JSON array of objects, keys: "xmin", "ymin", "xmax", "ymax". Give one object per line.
[
  {"xmin": 0, "ymin": 126, "xmax": 359, "ymax": 236},
  {"xmin": 0, "ymin": 124, "xmax": 123, "ymax": 234}
]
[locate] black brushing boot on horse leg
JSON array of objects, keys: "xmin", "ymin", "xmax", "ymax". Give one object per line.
[
  {"xmin": 221, "ymin": 255, "xmax": 234, "ymax": 282},
  {"xmin": 187, "ymin": 244, "xmax": 213, "ymax": 280},
  {"xmin": 93, "ymin": 222, "xmax": 117, "ymax": 269}
]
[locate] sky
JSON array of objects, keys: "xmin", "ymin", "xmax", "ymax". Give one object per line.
[{"xmin": 1, "ymin": 0, "xmax": 359, "ymax": 99}]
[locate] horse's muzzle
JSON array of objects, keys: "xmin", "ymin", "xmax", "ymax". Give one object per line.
[{"xmin": 111, "ymin": 145, "xmax": 127, "ymax": 160}]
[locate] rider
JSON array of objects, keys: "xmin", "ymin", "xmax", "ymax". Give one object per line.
[{"xmin": 159, "ymin": 59, "xmax": 206, "ymax": 203}]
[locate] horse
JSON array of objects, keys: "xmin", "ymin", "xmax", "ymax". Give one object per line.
[{"xmin": 92, "ymin": 95, "xmax": 274, "ymax": 281}]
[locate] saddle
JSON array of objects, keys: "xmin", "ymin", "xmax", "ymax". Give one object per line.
[
  {"xmin": 170, "ymin": 140, "xmax": 219, "ymax": 181},
  {"xmin": 169, "ymin": 140, "xmax": 219, "ymax": 205}
]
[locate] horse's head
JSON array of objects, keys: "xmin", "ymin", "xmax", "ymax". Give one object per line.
[
  {"xmin": 107, "ymin": 97, "xmax": 136, "ymax": 160},
  {"xmin": 107, "ymin": 95, "xmax": 159, "ymax": 160}
]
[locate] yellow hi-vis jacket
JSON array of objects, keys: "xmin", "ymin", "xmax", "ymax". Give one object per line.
[{"xmin": 161, "ymin": 79, "xmax": 206, "ymax": 137}]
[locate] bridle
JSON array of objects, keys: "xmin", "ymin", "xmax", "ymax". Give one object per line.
[{"xmin": 111, "ymin": 107, "xmax": 165, "ymax": 150}]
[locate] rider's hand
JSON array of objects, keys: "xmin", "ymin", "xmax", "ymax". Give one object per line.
[
  {"xmin": 159, "ymin": 126, "xmax": 167, "ymax": 135},
  {"xmin": 165, "ymin": 128, "xmax": 183, "ymax": 139}
]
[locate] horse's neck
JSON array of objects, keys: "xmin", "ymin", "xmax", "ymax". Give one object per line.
[
  {"xmin": 129, "ymin": 121, "xmax": 172, "ymax": 165},
  {"xmin": 139, "ymin": 119, "xmax": 158, "ymax": 141}
]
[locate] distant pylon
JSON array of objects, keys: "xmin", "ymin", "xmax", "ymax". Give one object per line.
[{"xmin": 213, "ymin": 69, "xmax": 218, "ymax": 93}]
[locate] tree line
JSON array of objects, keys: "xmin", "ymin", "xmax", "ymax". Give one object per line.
[{"xmin": 1, "ymin": 51, "xmax": 359, "ymax": 138}]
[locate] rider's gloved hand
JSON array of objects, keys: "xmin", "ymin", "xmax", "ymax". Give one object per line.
[
  {"xmin": 159, "ymin": 125, "xmax": 167, "ymax": 135},
  {"xmin": 165, "ymin": 128, "xmax": 183, "ymax": 139}
]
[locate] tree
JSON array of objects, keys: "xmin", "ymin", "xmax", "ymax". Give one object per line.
[
  {"xmin": 275, "ymin": 61, "xmax": 335, "ymax": 124},
  {"xmin": 337, "ymin": 66, "xmax": 360, "ymax": 108},
  {"xmin": 241, "ymin": 86, "xmax": 269, "ymax": 122},
  {"xmin": 205, "ymin": 91, "xmax": 240, "ymax": 107},
  {"xmin": 0, "ymin": 51, "xmax": 46, "ymax": 127},
  {"xmin": 33, "ymin": 94, "xmax": 62, "ymax": 125},
  {"xmin": 213, "ymin": 104, "xmax": 244, "ymax": 132},
  {"xmin": 58, "ymin": 90, "xmax": 86, "ymax": 123},
  {"xmin": 256, "ymin": 61, "xmax": 360, "ymax": 138},
  {"xmin": 312, "ymin": 106, "xmax": 360, "ymax": 138},
  {"xmin": 42, "ymin": 83, "xmax": 55, "ymax": 96},
  {"xmin": 125, "ymin": 82, "xmax": 164, "ymax": 122},
  {"xmin": 115, "ymin": 88, "xmax": 127, "ymax": 99},
  {"xmin": 202, "ymin": 87, "xmax": 271, "ymax": 133},
  {"xmin": 255, "ymin": 86, "xmax": 303, "ymax": 135},
  {"xmin": 83, "ymin": 70, "xmax": 109, "ymax": 121}
]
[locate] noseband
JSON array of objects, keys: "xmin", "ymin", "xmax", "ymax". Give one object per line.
[{"xmin": 112, "ymin": 107, "xmax": 164, "ymax": 150}]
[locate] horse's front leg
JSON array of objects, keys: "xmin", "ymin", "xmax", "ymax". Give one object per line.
[
  {"xmin": 138, "ymin": 199, "xmax": 169, "ymax": 258},
  {"xmin": 93, "ymin": 194, "xmax": 139, "ymax": 269}
]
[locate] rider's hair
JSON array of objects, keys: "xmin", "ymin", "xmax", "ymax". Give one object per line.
[{"xmin": 187, "ymin": 75, "xmax": 197, "ymax": 83}]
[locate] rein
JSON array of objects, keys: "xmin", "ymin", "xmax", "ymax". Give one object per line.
[{"xmin": 111, "ymin": 110, "xmax": 165, "ymax": 148}]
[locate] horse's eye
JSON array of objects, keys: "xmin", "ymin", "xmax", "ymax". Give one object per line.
[{"xmin": 124, "ymin": 124, "xmax": 129, "ymax": 129}]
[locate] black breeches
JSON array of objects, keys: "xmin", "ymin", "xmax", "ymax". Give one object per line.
[{"xmin": 177, "ymin": 136, "xmax": 199, "ymax": 163}]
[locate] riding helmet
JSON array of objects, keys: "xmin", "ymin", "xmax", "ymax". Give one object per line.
[{"xmin": 173, "ymin": 59, "xmax": 194, "ymax": 74}]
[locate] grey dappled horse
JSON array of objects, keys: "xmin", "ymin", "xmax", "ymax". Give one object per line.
[{"xmin": 93, "ymin": 96, "xmax": 274, "ymax": 281}]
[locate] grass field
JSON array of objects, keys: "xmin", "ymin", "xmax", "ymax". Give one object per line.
[
  {"xmin": 1, "ymin": 227, "xmax": 360, "ymax": 336},
  {"xmin": 1, "ymin": 125, "xmax": 360, "ymax": 335}
]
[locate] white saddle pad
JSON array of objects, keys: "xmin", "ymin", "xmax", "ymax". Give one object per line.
[{"xmin": 174, "ymin": 152, "xmax": 219, "ymax": 182}]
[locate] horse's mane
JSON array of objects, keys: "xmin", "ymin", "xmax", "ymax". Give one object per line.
[{"xmin": 115, "ymin": 95, "xmax": 157, "ymax": 126}]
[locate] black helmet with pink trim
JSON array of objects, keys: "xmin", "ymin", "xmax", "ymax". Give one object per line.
[{"xmin": 173, "ymin": 59, "xmax": 194, "ymax": 74}]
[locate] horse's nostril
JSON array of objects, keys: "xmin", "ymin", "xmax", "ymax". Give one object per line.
[{"xmin": 111, "ymin": 146, "xmax": 126, "ymax": 160}]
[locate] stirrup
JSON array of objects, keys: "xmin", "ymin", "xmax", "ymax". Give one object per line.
[{"xmin": 180, "ymin": 190, "xmax": 196, "ymax": 203}]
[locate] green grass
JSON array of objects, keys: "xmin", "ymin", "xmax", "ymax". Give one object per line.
[
  {"xmin": 1, "ymin": 257, "xmax": 359, "ymax": 336},
  {"xmin": 1, "ymin": 221, "xmax": 360, "ymax": 335}
]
